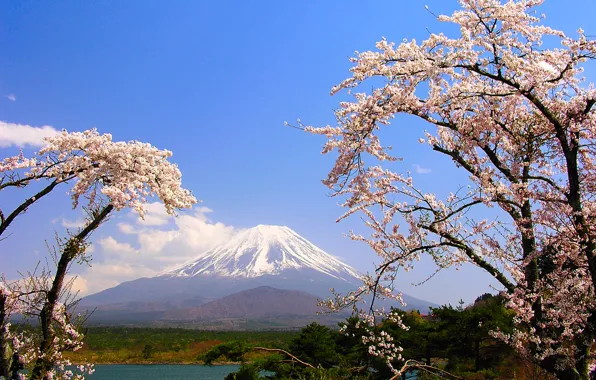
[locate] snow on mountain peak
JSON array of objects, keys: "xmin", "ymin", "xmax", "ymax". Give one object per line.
[{"xmin": 160, "ymin": 225, "xmax": 360, "ymax": 281}]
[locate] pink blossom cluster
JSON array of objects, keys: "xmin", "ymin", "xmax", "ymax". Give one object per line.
[
  {"xmin": 1, "ymin": 128, "xmax": 197, "ymax": 217},
  {"xmin": 1, "ymin": 279, "xmax": 93, "ymax": 380},
  {"xmin": 336, "ymin": 308, "xmax": 406, "ymax": 374}
]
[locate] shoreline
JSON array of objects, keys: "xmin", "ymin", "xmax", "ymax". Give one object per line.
[{"xmin": 70, "ymin": 361, "xmax": 240, "ymax": 366}]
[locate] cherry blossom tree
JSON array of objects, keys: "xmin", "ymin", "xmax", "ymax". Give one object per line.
[
  {"xmin": 304, "ymin": 0, "xmax": 596, "ymax": 378},
  {"xmin": 0, "ymin": 129, "xmax": 196, "ymax": 379}
]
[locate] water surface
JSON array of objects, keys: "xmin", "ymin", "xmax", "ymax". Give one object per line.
[{"xmin": 88, "ymin": 364, "xmax": 240, "ymax": 380}]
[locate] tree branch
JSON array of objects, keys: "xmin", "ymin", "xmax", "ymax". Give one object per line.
[
  {"xmin": 0, "ymin": 179, "xmax": 62, "ymax": 238},
  {"xmin": 252, "ymin": 347, "xmax": 316, "ymax": 369}
]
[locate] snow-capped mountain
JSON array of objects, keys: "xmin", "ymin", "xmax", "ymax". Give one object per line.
[
  {"xmin": 79, "ymin": 224, "xmax": 439, "ymax": 326},
  {"xmin": 81, "ymin": 225, "xmax": 362, "ymax": 310},
  {"xmin": 161, "ymin": 225, "xmax": 360, "ymax": 281}
]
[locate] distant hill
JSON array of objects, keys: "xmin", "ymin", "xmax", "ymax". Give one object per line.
[{"xmin": 163, "ymin": 286, "xmax": 321, "ymax": 320}]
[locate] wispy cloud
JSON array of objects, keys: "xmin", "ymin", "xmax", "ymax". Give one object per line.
[
  {"xmin": 0, "ymin": 121, "xmax": 58, "ymax": 148},
  {"xmin": 6, "ymin": 94, "xmax": 16, "ymax": 102},
  {"xmin": 61, "ymin": 218, "xmax": 86, "ymax": 229},
  {"xmin": 413, "ymin": 164, "xmax": 432, "ymax": 174}
]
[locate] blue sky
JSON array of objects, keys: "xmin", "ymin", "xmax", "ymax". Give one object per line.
[{"xmin": 1, "ymin": 0, "xmax": 595, "ymax": 305}]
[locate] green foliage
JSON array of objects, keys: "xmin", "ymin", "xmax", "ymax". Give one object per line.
[
  {"xmin": 220, "ymin": 322, "xmax": 380, "ymax": 380},
  {"xmin": 224, "ymin": 293, "xmax": 521, "ymax": 380},
  {"xmin": 141, "ymin": 344, "xmax": 152, "ymax": 359},
  {"xmin": 335, "ymin": 317, "xmax": 369, "ymax": 368},
  {"xmin": 431, "ymin": 294, "xmax": 515, "ymax": 372},
  {"xmin": 200, "ymin": 341, "xmax": 250, "ymax": 365},
  {"xmin": 224, "ymin": 363, "xmax": 262, "ymax": 380},
  {"xmin": 289, "ymin": 323, "xmax": 338, "ymax": 368}
]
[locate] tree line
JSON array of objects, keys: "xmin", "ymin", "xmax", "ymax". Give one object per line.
[{"xmin": 205, "ymin": 294, "xmax": 554, "ymax": 380}]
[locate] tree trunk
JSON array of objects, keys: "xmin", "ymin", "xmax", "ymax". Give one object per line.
[
  {"xmin": 0, "ymin": 294, "xmax": 12, "ymax": 379},
  {"xmin": 474, "ymin": 339, "xmax": 480, "ymax": 372},
  {"xmin": 30, "ymin": 204, "xmax": 113, "ymax": 379}
]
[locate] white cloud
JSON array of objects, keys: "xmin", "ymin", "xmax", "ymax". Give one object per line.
[
  {"xmin": 7, "ymin": 94, "xmax": 16, "ymax": 102},
  {"xmin": 98, "ymin": 236, "xmax": 138, "ymax": 254},
  {"xmin": 78, "ymin": 206, "xmax": 238, "ymax": 296},
  {"xmin": 0, "ymin": 121, "xmax": 58, "ymax": 148},
  {"xmin": 413, "ymin": 164, "xmax": 432, "ymax": 174},
  {"xmin": 61, "ymin": 218, "xmax": 86, "ymax": 229},
  {"xmin": 117, "ymin": 223, "xmax": 137, "ymax": 234},
  {"xmin": 69, "ymin": 275, "xmax": 89, "ymax": 296},
  {"xmin": 137, "ymin": 229, "xmax": 180, "ymax": 254}
]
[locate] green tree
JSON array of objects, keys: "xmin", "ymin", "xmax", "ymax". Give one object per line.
[
  {"xmin": 141, "ymin": 344, "xmax": 153, "ymax": 360},
  {"xmin": 431, "ymin": 294, "xmax": 514, "ymax": 374},
  {"xmin": 288, "ymin": 322, "xmax": 338, "ymax": 369},
  {"xmin": 224, "ymin": 364, "xmax": 262, "ymax": 380},
  {"xmin": 200, "ymin": 341, "xmax": 250, "ymax": 365}
]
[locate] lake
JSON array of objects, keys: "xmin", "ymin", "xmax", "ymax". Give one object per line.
[
  {"xmin": 87, "ymin": 364, "xmax": 240, "ymax": 379},
  {"xmin": 84, "ymin": 364, "xmax": 417, "ymax": 379}
]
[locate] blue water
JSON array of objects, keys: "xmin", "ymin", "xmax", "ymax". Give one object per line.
[
  {"xmin": 87, "ymin": 364, "xmax": 240, "ymax": 379},
  {"xmin": 84, "ymin": 364, "xmax": 417, "ymax": 379}
]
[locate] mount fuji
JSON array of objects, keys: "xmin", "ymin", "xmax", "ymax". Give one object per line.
[
  {"xmin": 162, "ymin": 225, "xmax": 360, "ymax": 281},
  {"xmin": 80, "ymin": 225, "xmax": 438, "ymax": 327}
]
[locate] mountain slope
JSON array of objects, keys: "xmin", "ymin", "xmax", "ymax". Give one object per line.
[{"xmin": 163, "ymin": 286, "xmax": 321, "ymax": 320}]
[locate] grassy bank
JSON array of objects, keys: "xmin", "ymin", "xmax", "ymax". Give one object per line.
[{"xmin": 64, "ymin": 327, "xmax": 298, "ymax": 364}]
